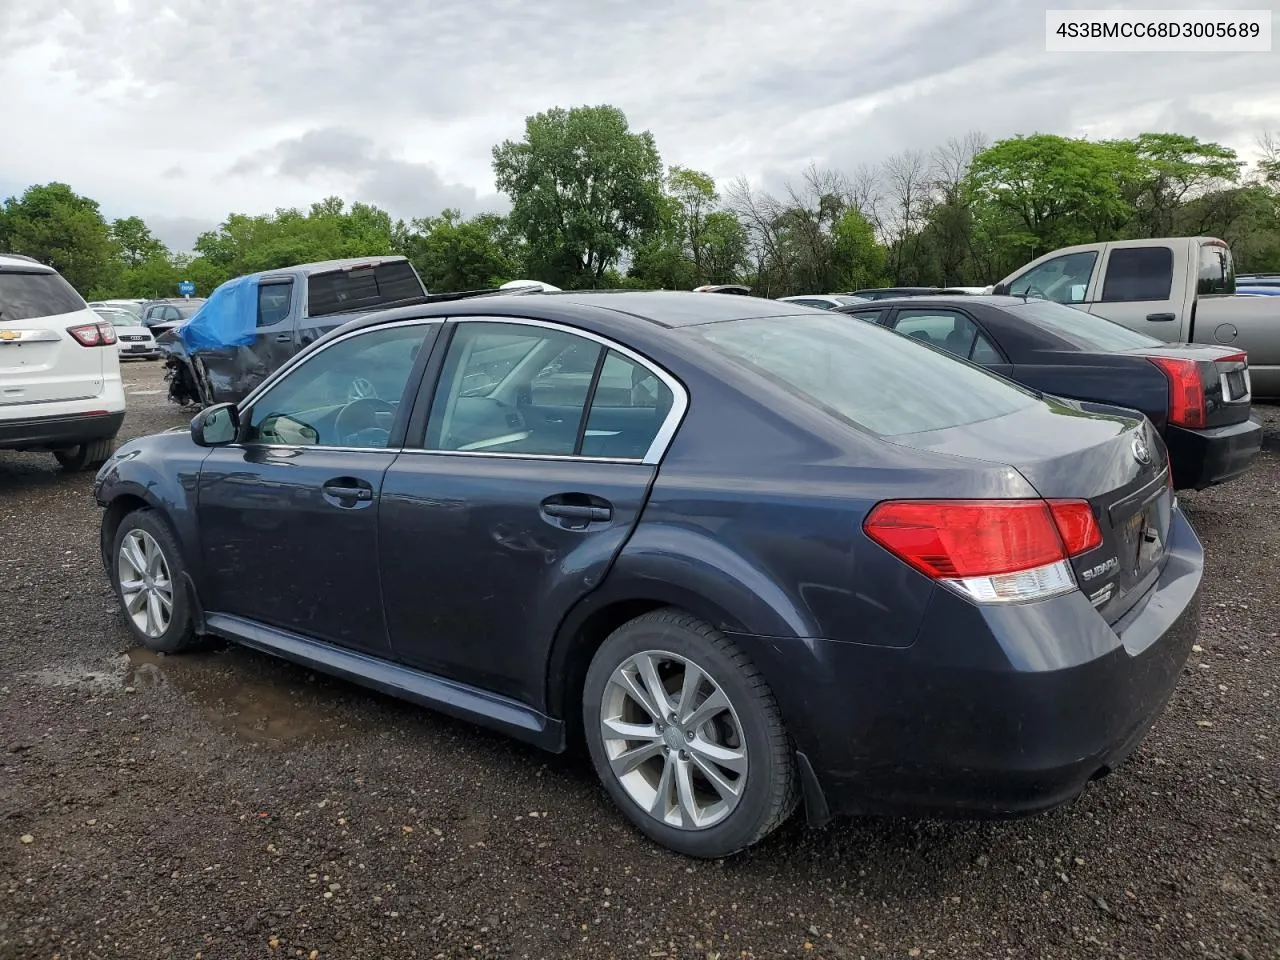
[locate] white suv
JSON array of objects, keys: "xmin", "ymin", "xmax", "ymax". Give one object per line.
[{"xmin": 0, "ymin": 254, "xmax": 127, "ymax": 470}]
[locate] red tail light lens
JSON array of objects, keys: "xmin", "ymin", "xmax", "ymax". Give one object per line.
[
  {"xmin": 1148, "ymin": 356, "xmax": 1205, "ymax": 428},
  {"xmin": 1216, "ymin": 351, "xmax": 1246, "ymax": 364},
  {"xmin": 864, "ymin": 499, "xmax": 1103, "ymax": 604},
  {"xmin": 67, "ymin": 322, "xmax": 119, "ymax": 347},
  {"xmin": 1048, "ymin": 500, "xmax": 1103, "ymax": 554}
]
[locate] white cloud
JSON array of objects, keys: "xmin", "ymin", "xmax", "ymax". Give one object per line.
[{"xmin": 2, "ymin": 0, "xmax": 1277, "ymax": 253}]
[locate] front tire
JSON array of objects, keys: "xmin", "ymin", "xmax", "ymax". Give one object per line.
[
  {"xmin": 54, "ymin": 435, "xmax": 116, "ymax": 472},
  {"xmin": 583, "ymin": 609, "xmax": 797, "ymax": 858},
  {"xmin": 111, "ymin": 509, "xmax": 198, "ymax": 653}
]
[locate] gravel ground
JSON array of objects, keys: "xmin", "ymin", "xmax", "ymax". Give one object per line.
[{"xmin": 1, "ymin": 361, "xmax": 1277, "ymax": 960}]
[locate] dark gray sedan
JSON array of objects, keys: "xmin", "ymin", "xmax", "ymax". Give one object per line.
[{"xmin": 93, "ymin": 291, "xmax": 1202, "ymax": 858}]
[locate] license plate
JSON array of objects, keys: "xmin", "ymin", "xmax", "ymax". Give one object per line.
[
  {"xmin": 1223, "ymin": 370, "xmax": 1248, "ymax": 401},
  {"xmin": 1124, "ymin": 503, "xmax": 1165, "ymax": 576}
]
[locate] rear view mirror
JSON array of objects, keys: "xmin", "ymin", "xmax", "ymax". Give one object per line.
[
  {"xmin": 191, "ymin": 403, "xmax": 239, "ymax": 446},
  {"xmin": 991, "ymin": 282, "xmax": 1010, "ymax": 296}
]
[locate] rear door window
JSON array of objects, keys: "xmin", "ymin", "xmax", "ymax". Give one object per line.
[
  {"xmin": 893, "ymin": 309, "xmax": 980, "ymax": 359},
  {"xmin": 1100, "ymin": 247, "xmax": 1174, "ymax": 302},
  {"xmin": 0, "ymin": 270, "xmax": 86, "ymax": 321},
  {"xmin": 687, "ymin": 314, "xmax": 1036, "ymax": 437}
]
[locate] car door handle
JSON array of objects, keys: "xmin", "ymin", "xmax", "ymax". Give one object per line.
[
  {"xmin": 542, "ymin": 503, "xmax": 611, "ymax": 521},
  {"xmin": 322, "ymin": 478, "xmax": 374, "ymax": 504},
  {"xmin": 274, "ymin": 333, "xmax": 292, "ymax": 343},
  {"xmin": 1146, "ymin": 312, "xmax": 1177, "ymax": 322}
]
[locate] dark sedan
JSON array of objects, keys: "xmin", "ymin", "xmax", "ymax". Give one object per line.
[
  {"xmin": 835, "ymin": 295, "xmax": 1263, "ymax": 491},
  {"xmin": 93, "ymin": 291, "xmax": 1202, "ymax": 858}
]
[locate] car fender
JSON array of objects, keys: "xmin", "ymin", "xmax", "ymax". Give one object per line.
[{"xmin": 544, "ymin": 520, "xmax": 818, "ymax": 718}]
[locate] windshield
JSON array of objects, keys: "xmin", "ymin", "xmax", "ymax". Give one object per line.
[
  {"xmin": 175, "ymin": 301, "xmax": 204, "ymax": 318},
  {"xmin": 1007, "ymin": 299, "xmax": 1162, "ymax": 351},
  {"xmin": 684, "ymin": 314, "xmax": 1038, "ymax": 437}
]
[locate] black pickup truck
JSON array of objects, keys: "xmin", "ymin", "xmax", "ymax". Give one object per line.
[{"xmin": 160, "ymin": 257, "xmax": 529, "ymax": 408}]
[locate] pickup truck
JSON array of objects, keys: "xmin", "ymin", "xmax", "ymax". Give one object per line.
[{"xmin": 991, "ymin": 237, "xmax": 1279, "ymax": 398}]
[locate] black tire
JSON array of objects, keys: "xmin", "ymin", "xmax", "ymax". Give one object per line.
[
  {"xmin": 110, "ymin": 508, "xmax": 199, "ymax": 654},
  {"xmin": 54, "ymin": 435, "xmax": 116, "ymax": 472},
  {"xmin": 583, "ymin": 609, "xmax": 798, "ymax": 858}
]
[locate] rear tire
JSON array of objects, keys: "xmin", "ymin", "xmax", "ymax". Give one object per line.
[
  {"xmin": 111, "ymin": 508, "xmax": 199, "ymax": 654},
  {"xmin": 583, "ymin": 609, "xmax": 797, "ymax": 858},
  {"xmin": 54, "ymin": 435, "xmax": 116, "ymax": 472}
]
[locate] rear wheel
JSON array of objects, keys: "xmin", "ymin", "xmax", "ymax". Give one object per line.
[
  {"xmin": 583, "ymin": 609, "xmax": 797, "ymax": 858},
  {"xmin": 111, "ymin": 509, "xmax": 198, "ymax": 653},
  {"xmin": 54, "ymin": 436, "xmax": 116, "ymax": 472}
]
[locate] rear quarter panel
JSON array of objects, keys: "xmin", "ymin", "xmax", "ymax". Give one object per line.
[{"xmin": 1192, "ymin": 296, "xmax": 1280, "ymax": 397}]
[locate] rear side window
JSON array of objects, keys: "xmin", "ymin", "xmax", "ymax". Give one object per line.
[
  {"xmin": 307, "ymin": 261, "xmax": 423, "ymax": 318},
  {"xmin": 687, "ymin": 315, "xmax": 1037, "ymax": 437},
  {"xmin": 1100, "ymin": 247, "xmax": 1174, "ymax": 302},
  {"xmin": 1197, "ymin": 243, "xmax": 1234, "ymax": 295},
  {"xmin": 0, "ymin": 270, "xmax": 86, "ymax": 321}
]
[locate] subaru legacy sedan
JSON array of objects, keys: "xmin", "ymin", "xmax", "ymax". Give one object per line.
[{"xmin": 93, "ymin": 291, "xmax": 1203, "ymax": 858}]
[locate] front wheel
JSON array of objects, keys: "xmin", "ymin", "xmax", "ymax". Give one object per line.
[
  {"xmin": 111, "ymin": 509, "xmax": 198, "ymax": 653},
  {"xmin": 583, "ymin": 609, "xmax": 797, "ymax": 858}
]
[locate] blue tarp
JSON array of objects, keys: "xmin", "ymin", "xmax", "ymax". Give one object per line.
[{"xmin": 179, "ymin": 275, "xmax": 259, "ymax": 353}]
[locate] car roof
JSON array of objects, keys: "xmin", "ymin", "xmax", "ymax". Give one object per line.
[
  {"xmin": 0, "ymin": 253, "xmax": 53, "ymax": 272},
  {"xmin": 256, "ymin": 256, "xmax": 409, "ymax": 281},
  {"xmin": 838, "ymin": 294, "xmax": 1032, "ymax": 310},
  {"xmin": 348, "ymin": 290, "xmax": 814, "ymax": 337}
]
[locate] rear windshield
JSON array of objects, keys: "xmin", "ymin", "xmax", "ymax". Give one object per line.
[
  {"xmin": 1007, "ymin": 299, "xmax": 1162, "ymax": 351},
  {"xmin": 685, "ymin": 314, "xmax": 1038, "ymax": 437},
  {"xmin": 175, "ymin": 301, "xmax": 204, "ymax": 318},
  {"xmin": 0, "ymin": 270, "xmax": 86, "ymax": 321},
  {"xmin": 307, "ymin": 261, "xmax": 424, "ymax": 318}
]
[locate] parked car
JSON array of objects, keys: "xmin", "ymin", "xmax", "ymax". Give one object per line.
[
  {"xmin": 141, "ymin": 298, "xmax": 206, "ymax": 335},
  {"xmin": 847, "ymin": 286, "xmax": 947, "ymax": 300},
  {"xmin": 1236, "ymin": 273, "xmax": 1280, "ymax": 288},
  {"xmin": 1, "ymin": 253, "xmax": 125, "ymax": 470},
  {"xmin": 93, "ymin": 306, "xmax": 160, "ymax": 360},
  {"xmin": 835, "ymin": 295, "xmax": 1261, "ymax": 490},
  {"xmin": 777, "ymin": 295, "xmax": 869, "ymax": 310},
  {"xmin": 89, "ymin": 299, "xmax": 146, "ymax": 321},
  {"xmin": 693, "ymin": 284, "xmax": 751, "ymax": 295},
  {"xmin": 159, "ymin": 257, "xmax": 431, "ymax": 408},
  {"xmin": 95, "ymin": 291, "xmax": 1202, "ymax": 858},
  {"xmin": 990, "ymin": 237, "xmax": 1280, "ymax": 397}
]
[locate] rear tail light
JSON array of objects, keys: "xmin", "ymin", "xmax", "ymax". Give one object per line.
[
  {"xmin": 1147, "ymin": 356, "xmax": 1205, "ymax": 428},
  {"xmin": 863, "ymin": 499, "xmax": 1102, "ymax": 604},
  {"xmin": 67, "ymin": 322, "xmax": 118, "ymax": 347},
  {"xmin": 1216, "ymin": 351, "xmax": 1247, "ymax": 364}
]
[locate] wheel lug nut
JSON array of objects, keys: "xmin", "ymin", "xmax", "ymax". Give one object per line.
[
  {"xmin": 655, "ymin": 723, "xmax": 664, "ymax": 733},
  {"xmin": 679, "ymin": 750, "xmax": 689, "ymax": 761},
  {"xmin": 685, "ymin": 730, "xmax": 694, "ymax": 742}
]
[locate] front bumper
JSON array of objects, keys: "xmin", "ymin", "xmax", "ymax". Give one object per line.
[
  {"xmin": 1165, "ymin": 418, "xmax": 1263, "ymax": 490},
  {"xmin": 0, "ymin": 410, "xmax": 126, "ymax": 451},
  {"xmin": 733, "ymin": 508, "xmax": 1203, "ymax": 823}
]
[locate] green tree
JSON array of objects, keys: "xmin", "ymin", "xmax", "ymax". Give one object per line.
[
  {"xmin": 492, "ymin": 105, "xmax": 665, "ymax": 288},
  {"xmin": 831, "ymin": 207, "xmax": 889, "ymax": 290},
  {"xmin": 110, "ymin": 216, "xmax": 167, "ymax": 267},
  {"xmin": 0, "ymin": 182, "xmax": 120, "ymax": 294},
  {"xmin": 1119, "ymin": 133, "xmax": 1243, "ymax": 237},
  {"xmin": 965, "ymin": 134, "xmax": 1136, "ymax": 260},
  {"xmin": 401, "ymin": 209, "xmax": 519, "ymax": 290}
]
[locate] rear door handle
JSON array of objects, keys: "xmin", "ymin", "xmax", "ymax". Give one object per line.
[
  {"xmin": 1146, "ymin": 312, "xmax": 1176, "ymax": 322},
  {"xmin": 274, "ymin": 333, "xmax": 293, "ymax": 343},
  {"xmin": 542, "ymin": 503, "xmax": 611, "ymax": 522},
  {"xmin": 322, "ymin": 478, "xmax": 374, "ymax": 505}
]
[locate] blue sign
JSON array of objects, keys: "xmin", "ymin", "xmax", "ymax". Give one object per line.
[{"xmin": 178, "ymin": 280, "xmax": 196, "ymax": 297}]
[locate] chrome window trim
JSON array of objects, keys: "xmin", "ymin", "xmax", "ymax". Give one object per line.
[{"xmin": 230, "ymin": 314, "xmax": 689, "ymax": 467}]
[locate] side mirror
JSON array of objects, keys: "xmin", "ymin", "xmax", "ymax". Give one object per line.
[
  {"xmin": 991, "ymin": 281, "xmax": 1010, "ymax": 296},
  {"xmin": 191, "ymin": 403, "xmax": 239, "ymax": 447}
]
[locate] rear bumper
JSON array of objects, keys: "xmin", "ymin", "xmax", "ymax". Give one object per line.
[
  {"xmin": 0, "ymin": 410, "xmax": 126, "ymax": 450},
  {"xmin": 733, "ymin": 508, "xmax": 1203, "ymax": 823},
  {"xmin": 1164, "ymin": 418, "xmax": 1263, "ymax": 490}
]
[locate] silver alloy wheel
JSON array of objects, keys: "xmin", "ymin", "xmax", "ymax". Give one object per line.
[
  {"xmin": 117, "ymin": 529, "xmax": 174, "ymax": 639},
  {"xmin": 600, "ymin": 650, "xmax": 748, "ymax": 830}
]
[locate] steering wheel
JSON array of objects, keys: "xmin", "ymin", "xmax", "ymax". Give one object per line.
[
  {"xmin": 334, "ymin": 397, "xmax": 397, "ymax": 447},
  {"xmin": 347, "ymin": 376, "xmax": 378, "ymax": 402}
]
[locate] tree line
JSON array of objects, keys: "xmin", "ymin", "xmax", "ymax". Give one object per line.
[{"xmin": 3, "ymin": 104, "xmax": 1279, "ymax": 302}]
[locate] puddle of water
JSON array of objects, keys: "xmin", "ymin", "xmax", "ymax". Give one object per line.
[{"xmin": 125, "ymin": 648, "xmax": 340, "ymax": 744}]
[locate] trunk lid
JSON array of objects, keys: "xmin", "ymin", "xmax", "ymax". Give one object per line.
[
  {"xmin": 0, "ymin": 310, "xmax": 106, "ymax": 405},
  {"xmin": 1118, "ymin": 342, "xmax": 1251, "ymax": 428},
  {"xmin": 884, "ymin": 397, "xmax": 1171, "ymax": 623}
]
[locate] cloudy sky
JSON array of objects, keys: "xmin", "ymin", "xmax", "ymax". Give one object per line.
[{"xmin": 2, "ymin": 0, "xmax": 1277, "ymax": 252}]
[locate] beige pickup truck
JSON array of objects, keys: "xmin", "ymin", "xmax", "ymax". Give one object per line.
[{"xmin": 992, "ymin": 237, "xmax": 1279, "ymax": 398}]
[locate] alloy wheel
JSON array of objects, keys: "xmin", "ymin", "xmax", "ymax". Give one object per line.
[
  {"xmin": 599, "ymin": 650, "xmax": 748, "ymax": 830},
  {"xmin": 117, "ymin": 529, "xmax": 174, "ymax": 639}
]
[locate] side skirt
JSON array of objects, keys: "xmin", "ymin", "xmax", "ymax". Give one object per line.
[{"xmin": 204, "ymin": 613, "xmax": 565, "ymax": 752}]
